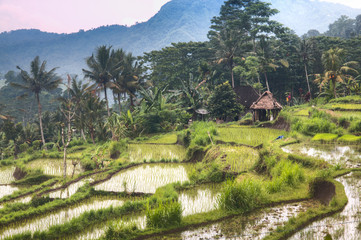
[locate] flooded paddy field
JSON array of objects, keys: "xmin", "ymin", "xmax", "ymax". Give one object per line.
[
  {"xmin": 49, "ymin": 178, "xmax": 93, "ymax": 198},
  {"xmin": 0, "ymin": 197, "xmax": 125, "ymax": 239},
  {"xmin": 0, "ymin": 166, "xmax": 15, "ymax": 184},
  {"xmin": 94, "ymin": 163, "xmax": 192, "ymax": 193},
  {"xmin": 148, "ymin": 200, "xmax": 319, "ymax": 240},
  {"xmin": 26, "ymin": 158, "xmax": 84, "ymax": 176},
  {"xmin": 282, "ymin": 144, "xmax": 361, "ymax": 168},
  {"xmin": 291, "ymin": 173, "xmax": 361, "ymax": 240}
]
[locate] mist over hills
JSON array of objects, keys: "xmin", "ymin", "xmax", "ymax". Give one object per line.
[{"xmin": 0, "ymin": 0, "xmax": 360, "ymax": 76}]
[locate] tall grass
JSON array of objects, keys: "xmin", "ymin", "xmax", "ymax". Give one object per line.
[
  {"xmin": 267, "ymin": 160, "xmax": 305, "ymax": 193},
  {"xmin": 146, "ymin": 200, "xmax": 182, "ymax": 229},
  {"xmin": 189, "ymin": 121, "xmax": 217, "ymax": 147},
  {"xmin": 217, "ymin": 179, "xmax": 267, "ymax": 213}
]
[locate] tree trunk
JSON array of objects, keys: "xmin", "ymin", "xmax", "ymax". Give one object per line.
[
  {"xmin": 264, "ymin": 73, "xmax": 270, "ymax": 92},
  {"xmin": 118, "ymin": 93, "xmax": 122, "ymax": 114},
  {"xmin": 90, "ymin": 127, "xmax": 95, "ymax": 144},
  {"xmin": 304, "ymin": 63, "xmax": 312, "ymax": 99},
  {"xmin": 230, "ymin": 56, "xmax": 235, "ymax": 88},
  {"xmin": 332, "ymin": 79, "xmax": 337, "ymax": 98},
  {"xmin": 103, "ymin": 84, "xmax": 110, "ymax": 117},
  {"xmin": 36, "ymin": 93, "xmax": 47, "ymax": 150},
  {"xmin": 81, "ymin": 129, "xmax": 86, "ymax": 142}
]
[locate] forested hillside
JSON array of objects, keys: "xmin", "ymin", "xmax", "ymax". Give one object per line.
[{"xmin": 0, "ymin": 0, "xmax": 360, "ymax": 75}]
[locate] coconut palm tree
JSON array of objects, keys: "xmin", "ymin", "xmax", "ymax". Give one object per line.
[
  {"xmin": 297, "ymin": 38, "xmax": 314, "ymax": 98},
  {"xmin": 83, "ymin": 45, "xmax": 121, "ymax": 117},
  {"xmin": 13, "ymin": 56, "xmax": 61, "ymax": 150},
  {"xmin": 314, "ymin": 48, "xmax": 359, "ymax": 98}
]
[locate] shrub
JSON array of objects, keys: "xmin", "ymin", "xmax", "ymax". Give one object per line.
[
  {"xmin": 217, "ymin": 179, "xmax": 267, "ymax": 213},
  {"xmin": 292, "ymin": 117, "xmax": 338, "ymax": 135},
  {"xmin": 32, "ymin": 140, "xmax": 42, "ymax": 150},
  {"xmin": 146, "ymin": 200, "xmax": 182, "ymax": 229},
  {"xmin": 176, "ymin": 130, "xmax": 191, "ymax": 147},
  {"xmin": 189, "ymin": 121, "xmax": 217, "ymax": 147},
  {"xmin": 267, "ymin": 160, "xmax": 305, "ymax": 193},
  {"xmin": 109, "ymin": 140, "xmax": 127, "ymax": 159},
  {"xmin": 349, "ymin": 120, "xmax": 361, "ymax": 133},
  {"xmin": 105, "ymin": 223, "xmax": 139, "ymax": 240},
  {"xmin": 19, "ymin": 143, "xmax": 29, "ymax": 153}
]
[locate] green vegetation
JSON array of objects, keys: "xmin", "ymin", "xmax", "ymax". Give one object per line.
[
  {"xmin": 311, "ymin": 133, "xmax": 339, "ymax": 142},
  {"xmin": 146, "ymin": 200, "xmax": 182, "ymax": 228}
]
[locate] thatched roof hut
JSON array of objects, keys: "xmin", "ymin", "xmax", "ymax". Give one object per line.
[{"xmin": 250, "ymin": 91, "xmax": 282, "ymax": 121}]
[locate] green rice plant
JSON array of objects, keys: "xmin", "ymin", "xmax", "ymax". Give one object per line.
[
  {"xmin": 330, "ymin": 104, "xmax": 361, "ymax": 110},
  {"xmin": 337, "ymin": 134, "xmax": 361, "ymax": 143},
  {"xmin": 329, "ymin": 95, "xmax": 361, "ymax": 104},
  {"xmin": 311, "ymin": 133, "xmax": 338, "ymax": 142},
  {"xmin": 334, "ymin": 111, "xmax": 361, "ymax": 119},
  {"xmin": 146, "ymin": 200, "xmax": 182, "ymax": 229},
  {"xmin": 217, "ymin": 179, "xmax": 267, "ymax": 213},
  {"xmin": 105, "ymin": 222, "xmax": 139, "ymax": 240},
  {"xmin": 292, "ymin": 117, "xmax": 339, "ymax": 136},
  {"xmin": 128, "ymin": 144, "xmax": 186, "ymax": 162},
  {"xmin": 216, "ymin": 127, "xmax": 287, "ymax": 146},
  {"xmin": 142, "ymin": 133, "xmax": 178, "ymax": 144}
]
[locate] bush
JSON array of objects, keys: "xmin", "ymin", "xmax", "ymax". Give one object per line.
[
  {"xmin": 146, "ymin": 200, "xmax": 182, "ymax": 229},
  {"xmin": 292, "ymin": 117, "xmax": 338, "ymax": 136},
  {"xmin": 189, "ymin": 121, "xmax": 217, "ymax": 147},
  {"xmin": 349, "ymin": 120, "xmax": 361, "ymax": 133},
  {"xmin": 108, "ymin": 140, "xmax": 127, "ymax": 159},
  {"xmin": 176, "ymin": 130, "xmax": 191, "ymax": 147},
  {"xmin": 19, "ymin": 143, "xmax": 29, "ymax": 153},
  {"xmin": 267, "ymin": 160, "xmax": 305, "ymax": 193},
  {"xmin": 105, "ymin": 223, "xmax": 139, "ymax": 240},
  {"xmin": 217, "ymin": 179, "xmax": 267, "ymax": 213},
  {"xmin": 68, "ymin": 138, "xmax": 84, "ymax": 148},
  {"xmin": 32, "ymin": 140, "xmax": 42, "ymax": 150}
]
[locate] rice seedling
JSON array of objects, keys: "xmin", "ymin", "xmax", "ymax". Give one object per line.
[
  {"xmin": 311, "ymin": 133, "xmax": 338, "ymax": 142},
  {"xmin": 0, "ymin": 198, "xmax": 125, "ymax": 239},
  {"xmin": 178, "ymin": 183, "xmax": 221, "ymax": 216},
  {"xmin": 49, "ymin": 178, "xmax": 93, "ymax": 199},
  {"xmin": 0, "ymin": 166, "xmax": 16, "ymax": 184},
  {"xmin": 216, "ymin": 146, "xmax": 259, "ymax": 173},
  {"xmin": 334, "ymin": 111, "xmax": 361, "ymax": 119},
  {"xmin": 26, "ymin": 159, "xmax": 84, "ymax": 176},
  {"xmin": 94, "ymin": 164, "xmax": 191, "ymax": 193},
  {"xmin": 142, "ymin": 133, "xmax": 178, "ymax": 144},
  {"xmin": 330, "ymin": 104, "xmax": 361, "ymax": 111},
  {"xmin": 216, "ymin": 127, "xmax": 288, "ymax": 146},
  {"xmin": 76, "ymin": 214, "xmax": 146, "ymax": 240},
  {"xmin": 128, "ymin": 144, "xmax": 186, "ymax": 162},
  {"xmin": 146, "ymin": 200, "xmax": 182, "ymax": 228}
]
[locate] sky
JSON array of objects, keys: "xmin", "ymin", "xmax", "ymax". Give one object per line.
[{"xmin": 0, "ymin": 0, "xmax": 360, "ymax": 34}]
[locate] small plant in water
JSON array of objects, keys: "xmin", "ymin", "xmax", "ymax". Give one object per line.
[{"xmin": 146, "ymin": 200, "xmax": 182, "ymax": 228}]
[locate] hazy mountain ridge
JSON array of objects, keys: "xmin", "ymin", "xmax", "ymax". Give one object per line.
[{"xmin": 0, "ymin": 0, "xmax": 360, "ymax": 75}]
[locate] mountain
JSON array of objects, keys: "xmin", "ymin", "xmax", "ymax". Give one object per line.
[{"xmin": 0, "ymin": 0, "xmax": 360, "ymax": 76}]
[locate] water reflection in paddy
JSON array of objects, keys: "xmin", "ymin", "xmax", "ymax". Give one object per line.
[
  {"xmin": 0, "ymin": 198, "xmax": 124, "ymax": 239},
  {"xmin": 149, "ymin": 201, "xmax": 318, "ymax": 240},
  {"xmin": 49, "ymin": 178, "xmax": 93, "ymax": 199},
  {"xmin": 0, "ymin": 166, "xmax": 15, "ymax": 184},
  {"xmin": 26, "ymin": 159, "xmax": 83, "ymax": 176},
  {"xmin": 291, "ymin": 173, "xmax": 361, "ymax": 240},
  {"xmin": 282, "ymin": 144, "xmax": 361, "ymax": 168},
  {"xmin": 179, "ymin": 183, "xmax": 221, "ymax": 216},
  {"xmin": 94, "ymin": 163, "xmax": 191, "ymax": 193}
]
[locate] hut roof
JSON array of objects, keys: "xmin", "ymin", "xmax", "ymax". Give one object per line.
[
  {"xmin": 234, "ymin": 85, "xmax": 260, "ymax": 108},
  {"xmin": 250, "ymin": 91, "xmax": 282, "ymax": 110}
]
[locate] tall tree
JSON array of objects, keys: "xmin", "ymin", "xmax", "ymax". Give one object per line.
[
  {"xmin": 83, "ymin": 45, "xmax": 121, "ymax": 117},
  {"xmin": 208, "ymin": 0, "xmax": 280, "ymax": 88},
  {"xmin": 14, "ymin": 56, "xmax": 61, "ymax": 150},
  {"xmin": 315, "ymin": 48, "xmax": 359, "ymax": 98},
  {"xmin": 297, "ymin": 38, "xmax": 315, "ymax": 97}
]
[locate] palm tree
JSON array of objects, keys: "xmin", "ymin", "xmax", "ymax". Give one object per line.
[
  {"xmin": 297, "ymin": 38, "xmax": 314, "ymax": 98},
  {"xmin": 315, "ymin": 48, "xmax": 359, "ymax": 98},
  {"xmin": 82, "ymin": 45, "xmax": 121, "ymax": 117},
  {"xmin": 109, "ymin": 53, "xmax": 141, "ymax": 111},
  {"xmin": 14, "ymin": 56, "xmax": 61, "ymax": 150}
]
